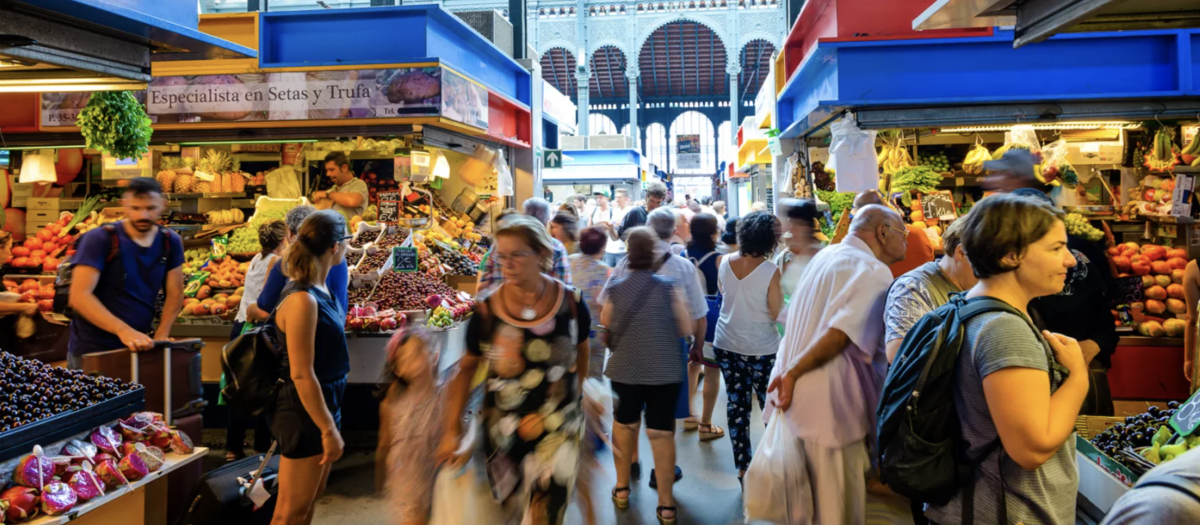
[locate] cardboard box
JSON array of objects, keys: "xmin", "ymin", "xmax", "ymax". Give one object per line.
[{"xmin": 9, "ymin": 175, "xmax": 31, "ymax": 208}]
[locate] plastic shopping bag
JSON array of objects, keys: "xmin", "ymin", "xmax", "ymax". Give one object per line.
[
  {"xmin": 743, "ymin": 412, "xmax": 813, "ymax": 525},
  {"xmin": 829, "ymin": 113, "xmax": 879, "ymax": 193},
  {"xmin": 495, "ymin": 149, "xmax": 514, "ymax": 197}
]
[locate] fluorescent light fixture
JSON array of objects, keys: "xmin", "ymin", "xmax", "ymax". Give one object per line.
[
  {"xmin": 175, "ymin": 139, "xmax": 319, "ymax": 146},
  {"xmin": 0, "ymin": 69, "xmax": 146, "ymax": 92},
  {"xmin": 18, "ymin": 150, "xmax": 57, "ymax": 184},
  {"xmin": 939, "ymin": 122, "xmax": 1142, "ymax": 133},
  {"xmin": 432, "ymin": 150, "xmax": 451, "ymax": 179},
  {"xmin": 0, "ymin": 82, "xmax": 145, "ymax": 92}
]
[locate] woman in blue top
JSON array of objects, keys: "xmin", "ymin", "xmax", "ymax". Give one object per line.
[
  {"xmin": 680, "ymin": 213, "xmax": 725, "ymax": 441},
  {"xmin": 268, "ymin": 210, "xmax": 352, "ymax": 525},
  {"xmin": 250, "ymin": 205, "xmax": 349, "ymax": 319}
]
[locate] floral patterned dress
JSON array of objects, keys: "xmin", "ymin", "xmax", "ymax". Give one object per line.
[
  {"xmin": 384, "ymin": 380, "xmax": 443, "ymax": 522},
  {"xmin": 466, "ymin": 282, "xmax": 591, "ymax": 525}
]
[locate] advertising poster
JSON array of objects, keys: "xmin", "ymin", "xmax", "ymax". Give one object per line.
[
  {"xmin": 677, "ymin": 134, "xmax": 701, "ymax": 170},
  {"xmin": 40, "ymin": 67, "xmax": 453, "ymax": 127},
  {"xmin": 441, "ymin": 68, "xmax": 489, "ymax": 130}
]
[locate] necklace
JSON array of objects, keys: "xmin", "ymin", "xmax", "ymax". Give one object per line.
[{"xmin": 511, "ymin": 280, "xmax": 547, "ymax": 320}]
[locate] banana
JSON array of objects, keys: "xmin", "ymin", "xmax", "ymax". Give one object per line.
[
  {"xmin": 1183, "ymin": 134, "xmax": 1199, "ymax": 156},
  {"xmin": 877, "ymin": 145, "xmax": 891, "ymax": 166}
]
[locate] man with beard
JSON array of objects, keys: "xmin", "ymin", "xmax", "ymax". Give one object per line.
[{"xmin": 68, "ymin": 177, "xmax": 184, "ymax": 367}]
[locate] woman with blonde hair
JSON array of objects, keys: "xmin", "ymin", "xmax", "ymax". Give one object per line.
[
  {"xmin": 438, "ymin": 215, "xmax": 591, "ymax": 525},
  {"xmin": 268, "ymin": 210, "xmax": 351, "ymax": 525}
]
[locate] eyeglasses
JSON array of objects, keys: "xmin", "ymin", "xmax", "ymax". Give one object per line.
[
  {"xmin": 494, "ymin": 250, "xmax": 536, "ymax": 264},
  {"xmin": 338, "ymin": 234, "xmax": 354, "ymax": 242},
  {"xmin": 886, "ymin": 225, "xmax": 910, "ymax": 239}
]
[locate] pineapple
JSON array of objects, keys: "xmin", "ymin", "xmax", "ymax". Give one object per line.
[
  {"xmin": 229, "ymin": 159, "xmax": 246, "ymax": 193},
  {"xmin": 194, "ymin": 181, "xmax": 212, "ymax": 193},
  {"xmin": 202, "ymin": 150, "xmax": 232, "ymax": 193},
  {"xmin": 174, "ymin": 173, "xmax": 195, "ymax": 193},
  {"xmin": 156, "ymin": 157, "xmax": 178, "ymax": 192}
]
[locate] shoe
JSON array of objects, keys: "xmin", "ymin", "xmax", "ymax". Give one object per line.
[
  {"xmin": 630, "ymin": 462, "xmax": 641, "ymax": 479},
  {"xmin": 612, "ymin": 486, "xmax": 630, "ymax": 509},
  {"xmin": 648, "ymin": 466, "xmax": 683, "ymax": 489},
  {"xmin": 698, "ymin": 423, "xmax": 725, "ymax": 441},
  {"xmin": 657, "ymin": 506, "xmax": 677, "ymax": 524}
]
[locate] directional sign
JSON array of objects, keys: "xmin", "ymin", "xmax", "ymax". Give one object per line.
[{"xmin": 544, "ymin": 149, "xmax": 562, "ymax": 169}]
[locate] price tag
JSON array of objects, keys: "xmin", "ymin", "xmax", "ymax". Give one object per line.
[
  {"xmin": 920, "ymin": 190, "xmax": 958, "ymax": 221},
  {"xmin": 1170, "ymin": 389, "xmax": 1200, "ymax": 437},
  {"xmin": 392, "ymin": 246, "xmax": 419, "ymax": 272},
  {"xmin": 377, "ymin": 191, "xmax": 401, "ymax": 223}
]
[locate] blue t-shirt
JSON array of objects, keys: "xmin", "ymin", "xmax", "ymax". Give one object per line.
[
  {"xmin": 256, "ymin": 259, "xmax": 348, "ymax": 317},
  {"xmin": 68, "ymin": 223, "xmax": 185, "ymax": 356}
]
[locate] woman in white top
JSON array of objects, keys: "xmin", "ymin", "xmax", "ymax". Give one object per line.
[
  {"xmin": 224, "ymin": 219, "xmax": 287, "ymax": 462},
  {"xmin": 713, "ymin": 211, "xmax": 784, "ymax": 482}
]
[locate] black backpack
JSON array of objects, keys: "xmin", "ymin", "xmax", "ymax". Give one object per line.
[
  {"xmin": 220, "ymin": 290, "xmax": 300, "ymax": 417},
  {"xmin": 876, "ymin": 294, "xmax": 1045, "ymax": 523},
  {"xmin": 53, "ymin": 222, "xmax": 173, "ymax": 317}
]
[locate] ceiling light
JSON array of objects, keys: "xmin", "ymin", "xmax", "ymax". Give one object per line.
[
  {"xmin": 939, "ymin": 122, "xmax": 1142, "ymax": 133},
  {"xmin": 0, "ymin": 82, "xmax": 145, "ymax": 92},
  {"xmin": 176, "ymin": 139, "xmax": 319, "ymax": 146}
]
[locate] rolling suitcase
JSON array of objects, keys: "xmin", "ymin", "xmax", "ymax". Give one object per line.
[{"xmin": 174, "ymin": 446, "xmax": 280, "ymax": 525}]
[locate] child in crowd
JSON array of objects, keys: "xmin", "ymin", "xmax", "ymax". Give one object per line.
[{"xmin": 376, "ymin": 328, "xmax": 444, "ymax": 525}]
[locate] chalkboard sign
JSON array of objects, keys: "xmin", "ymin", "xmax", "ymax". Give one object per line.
[
  {"xmin": 1170, "ymin": 388, "xmax": 1200, "ymax": 437},
  {"xmin": 392, "ymin": 246, "xmax": 419, "ymax": 272},
  {"xmin": 920, "ymin": 191, "xmax": 957, "ymax": 221},
  {"xmin": 377, "ymin": 192, "xmax": 401, "ymax": 223}
]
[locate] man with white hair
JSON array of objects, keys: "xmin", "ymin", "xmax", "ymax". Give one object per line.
[
  {"xmin": 475, "ymin": 197, "xmax": 572, "ymax": 295},
  {"xmin": 600, "ymin": 206, "xmax": 709, "ymax": 486},
  {"xmin": 765, "ymin": 204, "xmax": 908, "ymax": 524}
]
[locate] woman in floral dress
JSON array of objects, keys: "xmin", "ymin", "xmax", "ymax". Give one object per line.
[{"xmin": 438, "ymin": 215, "xmax": 591, "ymax": 525}]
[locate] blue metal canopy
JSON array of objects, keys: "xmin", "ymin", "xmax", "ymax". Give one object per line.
[
  {"xmin": 560, "ymin": 149, "xmax": 643, "ymax": 167},
  {"xmin": 10, "ymin": 0, "xmax": 257, "ymax": 60},
  {"xmin": 776, "ymin": 28, "xmax": 1200, "ymax": 138}
]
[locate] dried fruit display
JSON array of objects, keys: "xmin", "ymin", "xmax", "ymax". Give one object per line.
[
  {"xmin": 356, "ymin": 251, "xmax": 390, "ymax": 273},
  {"xmin": 376, "ymin": 228, "xmax": 411, "ymax": 248}
]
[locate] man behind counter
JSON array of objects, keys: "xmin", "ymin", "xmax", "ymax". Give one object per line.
[{"xmin": 313, "ymin": 152, "xmax": 370, "ymax": 220}]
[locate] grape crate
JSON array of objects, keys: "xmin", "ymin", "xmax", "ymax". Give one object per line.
[
  {"xmin": 357, "ymin": 251, "xmax": 391, "ymax": 273},
  {"xmin": 371, "ymin": 271, "xmax": 456, "ymax": 311},
  {"xmin": 376, "ymin": 228, "xmax": 411, "ymax": 248}
]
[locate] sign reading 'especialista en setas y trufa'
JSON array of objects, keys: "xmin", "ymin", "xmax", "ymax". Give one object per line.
[{"xmin": 39, "ymin": 66, "xmax": 489, "ymax": 130}]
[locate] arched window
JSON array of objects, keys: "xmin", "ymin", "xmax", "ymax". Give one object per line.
[
  {"xmin": 717, "ymin": 120, "xmax": 732, "ymax": 171},
  {"xmin": 644, "ymin": 123, "xmax": 668, "ymax": 171},
  {"xmin": 669, "ymin": 111, "xmax": 716, "ymax": 175},
  {"xmin": 588, "ymin": 113, "xmax": 618, "ymax": 135}
]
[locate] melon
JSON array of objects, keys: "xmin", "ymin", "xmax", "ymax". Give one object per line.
[{"xmin": 54, "ymin": 149, "xmax": 83, "ymax": 186}]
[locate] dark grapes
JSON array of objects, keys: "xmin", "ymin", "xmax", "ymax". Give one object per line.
[
  {"xmin": 370, "ymin": 271, "xmax": 457, "ymax": 311},
  {"xmin": 0, "ymin": 352, "xmax": 140, "ymax": 435}
]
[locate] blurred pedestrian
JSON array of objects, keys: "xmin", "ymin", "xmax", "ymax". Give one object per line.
[
  {"xmin": 602, "ymin": 227, "xmax": 694, "ymax": 525},
  {"xmin": 476, "ymin": 198, "xmax": 572, "ymax": 295},
  {"xmin": 681, "ymin": 214, "xmax": 724, "ymax": 442},
  {"xmin": 601, "ymin": 189, "xmax": 634, "ymax": 267},
  {"xmin": 551, "ymin": 209, "xmax": 580, "ymax": 254},
  {"xmin": 719, "ymin": 217, "xmax": 740, "ymax": 255},
  {"xmin": 568, "ymin": 227, "xmax": 611, "ymax": 525},
  {"xmin": 773, "ymin": 199, "xmax": 822, "ymax": 307}
]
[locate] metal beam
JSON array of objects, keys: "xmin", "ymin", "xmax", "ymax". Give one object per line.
[
  {"xmin": 695, "ymin": 23, "xmax": 701, "ymax": 96},
  {"xmin": 853, "ymin": 100, "xmax": 1200, "ymax": 130},
  {"xmin": 604, "ymin": 47, "xmax": 618, "ymax": 100},
  {"xmin": 510, "ymin": 0, "xmax": 527, "ymax": 59},
  {"xmin": 546, "ymin": 52, "xmax": 561, "ymax": 94},
  {"xmin": 648, "ymin": 38, "xmax": 661, "ymax": 97},
  {"xmin": 1014, "ymin": 0, "xmax": 1115, "ymax": 48}
]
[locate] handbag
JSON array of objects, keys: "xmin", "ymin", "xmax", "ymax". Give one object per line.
[{"xmin": 220, "ymin": 291, "xmax": 298, "ymax": 417}]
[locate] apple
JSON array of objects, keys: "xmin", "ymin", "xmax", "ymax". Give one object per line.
[
  {"xmin": 1107, "ymin": 246, "xmax": 1122, "ymax": 256},
  {"xmin": 1145, "ymin": 299, "xmax": 1167, "ymax": 315},
  {"xmin": 1154, "ymin": 275, "xmax": 1173, "ymax": 288},
  {"xmin": 1145, "ymin": 285, "xmax": 1168, "ymax": 301},
  {"xmin": 1173, "ymin": 269, "xmax": 1186, "ymax": 284}
]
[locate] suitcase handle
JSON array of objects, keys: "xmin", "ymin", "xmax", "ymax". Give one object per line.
[{"xmin": 129, "ymin": 340, "xmax": 199, "ymax": 426}]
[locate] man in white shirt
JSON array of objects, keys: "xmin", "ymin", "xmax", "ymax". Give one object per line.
[
  {"xmin": 700, "ymin": 196, "xmax": 726, "ymax": 233},
  {"xmin": 602, "ymin": 188, "xmax": 633, "ymax": 267},
  {"xmin": 765, "ymin": 205, "xmax": 908, "ymax": 525}
]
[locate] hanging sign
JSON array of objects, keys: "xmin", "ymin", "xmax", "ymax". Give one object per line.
[
  {"xmin": 391, "ymin": 246, "xmax": 419, "ymax": 272},
  {"xmin": 676, "ymin": 134, "xmax": 701, "ymax": 170},
  {"xmin": 543, "ymin": 149, "xmax": 563, "ymax": 169},
  {"xmin": 377, "ymin": 191, "xmax": 401, "ymax": 223}
]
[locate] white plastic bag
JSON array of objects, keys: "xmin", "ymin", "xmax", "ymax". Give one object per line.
[
  {"xmin": 265, "ymin": 166, "xmax": 302, "ymax": 199},
  {"xmin": 495, "ymin": 149, "xmax": 513, "ymax": 197},
  {"xmin": 743, "ymin": 412, "xmax": 813, "ymax": 525},
  {"xmin": 829, "ymin": 113, "xmax": 878, "ymax": 193}
]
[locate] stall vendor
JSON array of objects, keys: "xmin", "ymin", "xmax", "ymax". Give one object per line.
[{"xmin": 313, "ymin": 152, "xmax": 370, "ymax": 220}]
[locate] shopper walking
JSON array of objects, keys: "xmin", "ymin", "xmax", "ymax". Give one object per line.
[
  {"xmin": 773, "ymin": 199, "xmax": 822, "ymax": 306},
  {"xmin": 253, "ymin": 205, "xmax": 349, "ymax": 316},
  {"xmin": 599, "ymin": 207, "xmax": 709, "ymax": 486},
  {"xmin": 601, "ymin": 189, "xmax": 633, "ymax": 267},
  {"xmin": 588, "ymin": 191, "xmax": 613, "ymax": 230},
  {"xmin": 569, "ymin": 227, "xmax": 611, "ymax": 380},
  {"xmin": 312, "ymin": 152, "xmax": 369, "ymax": 221},
  {"xmin": 67, "ymin": 177, "xmax": 184, "ymax": 365},
  {"xmin": 268, "ymin": 210, "xmax": 351, "ymax": 525},
  {"xmin": 477, "ymin": 198, "xmax": 572, "ymax": 295},
  {"xmin": 921, "ymin": 194, "xmax": 1085, "ymax": 525},
  {"xmin": 765, "ymin": 205, "xmax": 907, "ymax": 525},
  {"xmin": 713, "ymin": 211, "xmax": 783, "ymax": 481},
  {"xmin": 224, "ymin": 219, "xmax": 288, "ymax": 462},
  {"xmin": 681, "ymin": 213, "xmax": 723, "ymax": 441},
  {"xmin": 883, "ymin": 218, "xmax": 976, "ymax": 363},
  {"xmin": 614, "ymin": 180, "xmax": 668, "ymax": 239},
  {"xmin": 551, "ymin": 209, "xmax": 580, "ymax": 255},
  {"xmin": 438, "ymin": 215, "xmax": 590, "ymax": 525},
  {"xmin": 852, "ymin": 190, "xmax": 933, "ymax": 278},
  {"xmin": 719, "ymin": 217, "xmax": 739, "ymax": 255},
  {"xmin": 376, "ymin": 328, "xmax": 444, "ymax": 525},
  {"xmin": 602, "ymin": 227, "xmax": 693, "ymax": 525},
  {"xmin": 669, "ymin": 208, "xmax": 690, "ymax": 255}
]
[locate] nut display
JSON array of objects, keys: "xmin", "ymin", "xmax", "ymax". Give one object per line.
[
  {"xmin": 349, "ymin": 231, "xmax": 378, "ymax": 249},
  {"xmin": 371, "ymin": 271, "xmax": 457, "ymax": 311},
  {"xmin": 0, "ymin": 353, "xmax": 141, "ymax": 433}
]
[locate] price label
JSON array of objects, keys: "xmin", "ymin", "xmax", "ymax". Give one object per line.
[
  {"xmin": 377, "ymin": 192, "xmax": 401, "ymax": 223},
  {"xmin": 392, "ymin": 246, "xmax": 419, "ymax": 272},
  {"xmin": 920, "ymin": 191, "xmax": 958, "ymax": 221},
  {"xmin": 1170, "ymin": 389, "xmax": 1200, "ymax": 437}
]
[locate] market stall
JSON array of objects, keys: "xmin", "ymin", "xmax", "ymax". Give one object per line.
[{"xmin": 769, "ymin": 5, "xmax": 1200, "ymax": 515}]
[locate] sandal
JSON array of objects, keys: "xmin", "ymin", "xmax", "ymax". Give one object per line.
[
  {"xmin": 612, "ymin": 486, "xmax": 631, "ymax": 509},
  {"xmin": 648, "ymin": 466, "xmax": 683, "ymax": 489},
  {"xmin": 698, "ymin": 423, "xmax": 725, "ymax": 441},
  {"xmin": 682, "ymin": 418, "xmax": 700, "ymax": 432},
  {"xmin": 657, "ymin": 505, "xmax": 677, "ymax": 524}
]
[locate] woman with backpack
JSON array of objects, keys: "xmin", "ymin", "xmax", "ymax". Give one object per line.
[
  {"xmin": 923, "ymin": 194, "xmax": 1087, "ymax": 525},
  {"xmin": 268, "ymin": 210, "xmax": 351, "ymax": 525},
  {"xmin": 681, "ymin": 213, "xmax": 724, "ymax": 441},
  {"xmin": 713, "ymin": 211, "xmax": 783, "ymax": 483}
]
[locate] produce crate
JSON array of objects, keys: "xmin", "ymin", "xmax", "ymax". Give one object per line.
[
  {"xmin": 1076, "ymin": 415, "xmax": 1139, "ymax": 487},
  {"xmin": 0, "ymin": 387, "xmax": 144, "ymax": 462}
]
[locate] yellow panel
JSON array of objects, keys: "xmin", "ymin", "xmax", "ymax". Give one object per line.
[
  {"xmin": 737, "ymin": 138, "xmax": 771, "ymax": 168},
  {"xmin": 151, "ymin": 58, "xmax": 260, "ymax": 76},
  {"xmin": 198, "ymin": 13, "xmax": 259, "ymax": 50},
  {"xmin": 774, "ymin": 51, "xmax": 787, "ymax": 98}
]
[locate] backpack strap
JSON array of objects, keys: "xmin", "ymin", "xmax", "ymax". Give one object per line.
[
  {"xmin": 1136, "ymin": 474, "xmax": 1200, "ymax": 504},
  {"xmin": 102, "ymin": 224, "xmax": 119, "ymax": 263}
]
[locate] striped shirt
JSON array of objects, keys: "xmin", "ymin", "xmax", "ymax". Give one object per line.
[{"xmin": 603, "ymin": 271, "xmax": 685, "ymax": 385}]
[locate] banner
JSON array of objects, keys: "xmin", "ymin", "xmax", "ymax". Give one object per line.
[
  {"xmin": 676, "ymin": 134, "xmax": 701, "ymax": 170},
  {"xmin": 41, "ymin": 66, "xmax": 489, "ymax": 129}
]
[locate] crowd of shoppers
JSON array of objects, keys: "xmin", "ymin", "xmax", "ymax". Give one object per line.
[{"xmin": 62, "ymin": 174, "xmax": 1179, "ymax": 524}]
